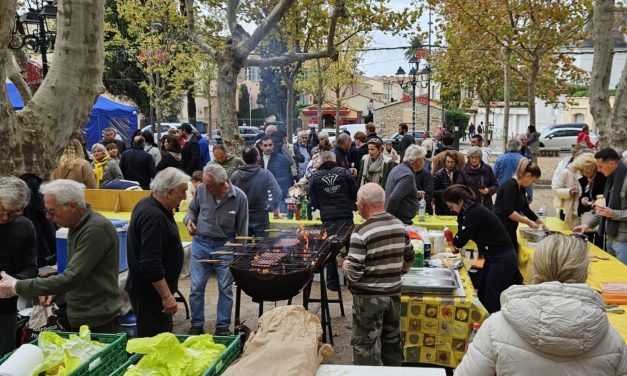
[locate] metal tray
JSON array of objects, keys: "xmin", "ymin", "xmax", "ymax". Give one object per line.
[
  {"xmin": 401, "ymin": 270, "xmax": 460, "ymax": 295},
  {"xmin": 406, "ymin": 268, "xmax": 455, "ymax": 279},
  {"xmin": 520, "ymin": 228, "xmax": 546, "ymax": 242}
]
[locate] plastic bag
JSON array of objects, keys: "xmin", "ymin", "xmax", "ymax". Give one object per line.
[
  {"xmin": 33, "ymin": 325, "xmax": 106, "ymax": 375},
  {"xmin": 124, "ymin": 333, "xmax": 226, "ymax": 376}
]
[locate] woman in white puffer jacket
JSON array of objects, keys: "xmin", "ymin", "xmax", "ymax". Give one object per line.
[{"xmin": 456, "ymin": 234, "xmax": 627, "ymax": 376}]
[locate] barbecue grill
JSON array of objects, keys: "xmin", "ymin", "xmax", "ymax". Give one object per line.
[{"xmin": 229, "ymin": 223, "xmax": 354, "ymax": 302}]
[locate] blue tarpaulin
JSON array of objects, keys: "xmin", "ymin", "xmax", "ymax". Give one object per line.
[{"xmin": 6, "ymin": 82, "xmax": 137, "ymax": 149}]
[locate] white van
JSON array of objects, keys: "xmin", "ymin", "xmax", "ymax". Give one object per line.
[{"xmin": 338, "ymin": 124, "xmax": 367, "ymax": 140}]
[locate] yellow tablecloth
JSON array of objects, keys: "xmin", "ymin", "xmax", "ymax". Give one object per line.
[{"xmin": 400, "ymin": 266, "xmax": 489, "ymax": 368}]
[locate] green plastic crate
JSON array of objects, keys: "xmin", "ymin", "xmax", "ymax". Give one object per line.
[
  {"xmin": 108, "ymin": 334, "xmax": 240, "ymax": 376},
  {"xmin": 0, "ymin": 331, "xmax": 127, "ymax": 376}
]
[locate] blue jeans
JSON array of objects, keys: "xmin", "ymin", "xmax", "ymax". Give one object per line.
[
  {"xmin": 190, "ymin": 237, "xmax": 234, "ymax": 329},
  {"xmin": 606, "ymin": 239, "xmax": 627, "ymax": 266}
]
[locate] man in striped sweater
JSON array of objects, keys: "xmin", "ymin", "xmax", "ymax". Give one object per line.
[{"xmin": 343, "ymin": 183, "xmax": 415, "ymax": 366}]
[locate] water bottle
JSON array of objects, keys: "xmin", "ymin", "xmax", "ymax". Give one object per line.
[
  {"xmin": 466, "ymin": 322, "xmax": 481, "ymax": 351},
  {"xmin": 538, "ymin": 205, "xmax": 546, "ymax": 223},
  {"xmin": 418, "ymin": 197, "xmax": 426, "ymax": 222}
]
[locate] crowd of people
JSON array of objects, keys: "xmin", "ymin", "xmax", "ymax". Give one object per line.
[{"xmin": 0, "ymin": 120, "xmax": 626, "ymax": 372}]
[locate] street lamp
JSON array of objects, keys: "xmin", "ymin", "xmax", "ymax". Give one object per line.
[
  {"xmin": 9, "ymin": 1, "xmax": 58, "ymax": 78},
  {"xmin": 395, "ymin": 57, "xmax": 432, "ymax": 133}
]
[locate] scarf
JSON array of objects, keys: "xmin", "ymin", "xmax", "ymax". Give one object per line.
[
  {"xmin": 602, "ymin": 161, "xmax": 626, "ymax": 237},
  {"xmin": 93, "ymin": 154, "xmax": 110, "ymax": 189},
  {"xmin": 363, "ymin": 154, "xmax": 386, "ymax": 185}
]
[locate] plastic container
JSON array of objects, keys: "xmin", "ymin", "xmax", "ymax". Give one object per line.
[
  {"xmin": 538, "ymin": 205, "xmax": 546, "ymax": 223},
  {"xmin": 411, "ymin": 239, "xmax": 424, "ymax": 267},
  {"xmin": 0, "ymin": 331, "xmax": 128, "ymax": 376},
  {"xmin": 596, "ymin": 194, "xmax": 606, "ymax": 208},
  {"xmin": 56, "ymin": 219, "xmax": 128, "ymax": 273},
  {"xmin": 108, "ymin": 335, "xmax": 240, "ymax": 376},
  {"xmin": 467, "ymin": 322, "xmax": 481, "ymax": 351}
]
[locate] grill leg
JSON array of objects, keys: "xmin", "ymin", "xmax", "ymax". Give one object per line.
[
  {"xmin": 303, "ymin": 280, "xmax": 312, "ymax": 310},
  {"xmin": 319, "ymin": 268, "xmax": 334, "ymax": 345},
  {"xmin": 337, "ymin": 283, "xmax": 345, "ymax": 317},
  {"xmin": 234, "ymin": 286, "xmax": 242, "ymax": 327}
]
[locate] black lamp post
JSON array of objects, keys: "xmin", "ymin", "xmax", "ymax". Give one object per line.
[
  {"xmin": 9, "ymin": 1, "xmax": 58, "ymax": 78},
  {"xmin": 395, "ymin": 57, "xmax": 432, "ymax": 133}
]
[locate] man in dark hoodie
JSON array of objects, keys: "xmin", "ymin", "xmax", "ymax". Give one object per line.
[
  {"xmin": 309, "ymin": 151, "xmax": 358, "ymax": 291},
  {"xmin": 231, "ymin": 147, "xmax": 282, "ymax": 236}
]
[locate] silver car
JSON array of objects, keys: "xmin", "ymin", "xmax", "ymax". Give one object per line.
[{"xmin": 539, "ymin": 127, "xmax": 598, "ymax": 150}]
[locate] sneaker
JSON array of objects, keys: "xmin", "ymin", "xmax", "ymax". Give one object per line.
[
  {"xmin": 188, "ymin": 326, "xmax": 205, "ymax": 335},
  {"xmin": 215, "ymin": 327, "xmax": 231, "ymax": 336}
]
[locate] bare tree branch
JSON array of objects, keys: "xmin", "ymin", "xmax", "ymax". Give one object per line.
[
  {"xmin": 185, "ymin": 0, "xmax": 218, "ymax": 58},
  {"xmin": 227, "ymin": 0, "xmax": 240, "ymax": 35},
  {"xmin": 246, "ymin": 50, "xmax": 338, "ymax": 67},
  {"xmin": 239, "ymin": 0, "xmax": 298, "ymax": 56}
]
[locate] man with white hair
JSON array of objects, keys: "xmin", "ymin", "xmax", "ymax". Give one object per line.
[
  {"xmin": 125, "ymin": 168, "xmax": 190, "ymax": 337},
  {"xmin": 185, "ymin": 164, "xmax": 248, "ymax": 336},
  {"xmin": 0, "ymin": 177, "xmax": 38, "ymax": 357},
  {"xmin": 294, "ymin": 130, "xmax": 312, "ymax": 179},
  {"xmin": 0, "ymin": 179, "xmax": 122, "ymax": 333},
  {"xmin": 384, "ymin": 145, "xmax": 425, "ymax": 224},
  {"xmin": 343, "ymin": 183, "xmax": 414, "ymax": 366}
]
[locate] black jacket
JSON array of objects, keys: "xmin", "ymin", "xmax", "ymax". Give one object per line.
[
  {"xmin": 333, "ymin": 145, "xmax": 351, "ymax": 170},
  {"xmin": 453, "ymin": 201, "xmax": 514, "ymax": 256},
  {"xmin": 433, "ymin": 167, "xmax": 459, "ymax": 215},
  {"xmin": 578, "ymin": 172, "xmax": 607, "ymax": 216},
  {"xmin": 156, "ymin": 151, "xmax": 184, "ymax": 172},
  {"xmin": 354, "ymin": 145, "xmax": 369, "ymax": 169},
  {"xmin": 399, "ymin": 133, "xmax": 415, "ymax": 158},
  {"xmin": 231, "ymin": 165, "xmax": 282, "ymax": 224},
  {"xmin": 367, "ymin": 132, "xmax": 384, "ymax": 145},
  {"xmin": 125, "ymin": 196, "xmax": 183, "ymax": 301},
  {"xmin": 181, "ymin": 134, "xmax": 202, "ymax": 176},
  {"xmin": 0, "ymin": 217, "xmax": 38, "ymax": 313},
  {"xmin": 101, "ymin": 138, "xmax": 127, "ymax": 154},
  {"xmin": 120, "ymin": 146, "xmax": 156, "ymax": 190},
  {"xmin": 309, "ymin": 161, "xmax": 357, "ymax": 222},
  {"xmin": 261, "ymin": 151, "xmax": 293, "ymax": 199}
]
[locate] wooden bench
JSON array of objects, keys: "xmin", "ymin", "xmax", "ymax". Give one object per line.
[{"xmin": 540, "ymin": 147, "xmax": 560, "ymax": 157}]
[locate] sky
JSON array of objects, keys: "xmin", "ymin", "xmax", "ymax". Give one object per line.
[{"xmin": 357, "ymin": 0, "xmax": 430, "ymax": 77}]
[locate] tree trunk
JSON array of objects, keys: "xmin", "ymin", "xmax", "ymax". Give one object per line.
[
  {"xmin": 527, "ymin": 55, "xmax": 540, "ymax": 129},
  {"xmin": 206, "ymin": 78, "xmax": 213, "ymax": 137},
  {"xmin": 335, "ymin": 85, "xmax": 341, "ymax": 135},
  {"xmin": 186, "ymin": 86, "xmax": 197, "ymax": 126},
  {"xmin": 590, "ymin": 0, "xmax": 619, "ymax": 148},
  {"xmin": 484, "ymin": 103, "xmax": 490, "ymax": 141},
  {"xmin": 0, "ymin": 0, "xmax": 104, "ymax": 177},
  {"xmin": 502, "ymin": 47, "xmax": 511, "ymax": 146},
  {"xmin": 285, "ymin": 77, "xmax": 296, "ymax": 136},
  {"xmin": 316, "ymin": 60, "xmax": 324, "ymax": 131},
  {"xmin": 216, "ymin": 56, "xmax": 245, "ymax": 154}
]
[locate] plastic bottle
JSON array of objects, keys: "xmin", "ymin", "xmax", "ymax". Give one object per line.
[
  {"xmin": 300, "ymin": 195, "xmax": 307, "ymax": 220},
  {"xmin": 466, "ymin": 322, "xmax": 481, "ymax": 351},
  {"xmin": 418, "ymin": 197, "xmax": 426, "ymax": 222},
  {"xmin": 596, "ymin": 194, "xmax": 606, "ymax": 208},
  {"xmin": 411, "ymin": 239, "xmax": 424, "ymax": 267},
  {"xmin": 538, "ymin": 205, "xmax": 546, "ymax": 223}
]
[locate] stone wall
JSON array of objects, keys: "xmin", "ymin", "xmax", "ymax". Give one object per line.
[{"xmin": 374, "ymin": 101, "xmax": 443, "ymax": 137}]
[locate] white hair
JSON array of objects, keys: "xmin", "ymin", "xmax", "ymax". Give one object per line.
[
  {"xmin": 91, "ymin": 143, "xmax": 107, "ymax": 153},
  {"xmin": 466, "ymin": 146, "xmax": 483, "ymax": 159},
  {"xmin": 318, "ymin": 151, "xmax": 336, "ymax": 163},
  {"xmin": 318, "ymin": 131, "xmax": 329, "ymax": 140},
  {"xmin": 507, "ymin": 138, "xmax": 521, "ymax": 152},
  {"xmin": 203, "ymin": 163, "xmax": 228, "ymax": 184},
  {"xmin": 0, "ymin": 177, "xmax": 31, "ymax": 210},
  {"xmin": 150, "ymin": 167, "xmax": 191, "ymax": 195},
  {"xmin": 358, "ymin": 182, "xmax": 385, "ymax": 204},
  {"xmin": 298, "ymin": 130, "xmax": 308, "ymax": 137},
  {"xmin": 40, "ymin": 179, "xmax": 86, "ymax": 207},
  {"xmin": 403, "ymin": 145, "xmax": 426, "ymax": 163}
]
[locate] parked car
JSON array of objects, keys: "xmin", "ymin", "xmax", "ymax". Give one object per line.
[
  {"xmin": 384, "ymin": 130, "xmax": 426, "ymax": 153},
  {"xmin": 541, "ymin": 123, "xmax": 587, "ymax": 134},
  {"xmin": 539, "ymin": 127, "xmax": 598, "ymax": 150},
  {"xmin": 141, "ymin": 122, "xmax": 200, "ymax": 142},
  {"xmin": 292, "ymin": 127, "xmax": 337, "ymax": 144},
  {"xmin": 211, "ymin": 126, "xmax": 263, "ymax": 145},
  {"xmin": 338, "ymin": 124, "xmax": 367, "ymax": 140}
]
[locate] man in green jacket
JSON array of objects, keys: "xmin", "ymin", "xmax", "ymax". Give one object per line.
[{"xmin": 0, "ymin": 179, "xmax": 122, "ymax": 332}]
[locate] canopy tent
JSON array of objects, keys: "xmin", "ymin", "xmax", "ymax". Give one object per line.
[{"xmin": 5, "ymin": 82, "xmax": 138, "ymax": 149}]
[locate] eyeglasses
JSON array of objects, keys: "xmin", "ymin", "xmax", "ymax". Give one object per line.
[
  {"xmin": 0, "ymin": 207, "xmax": 23, "ymax": 220},
  {"xmin": 44, "ymin": 204, "xmax": 68, "ymax": 217}
]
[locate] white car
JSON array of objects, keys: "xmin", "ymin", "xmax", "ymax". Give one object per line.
[
  {"xmin": 141, "ymin": 123, "xmax": 200, "ymax": 142},
  {"xmin": 539, "ymin": 127, "xmax": 598, "ymax": 150}
]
